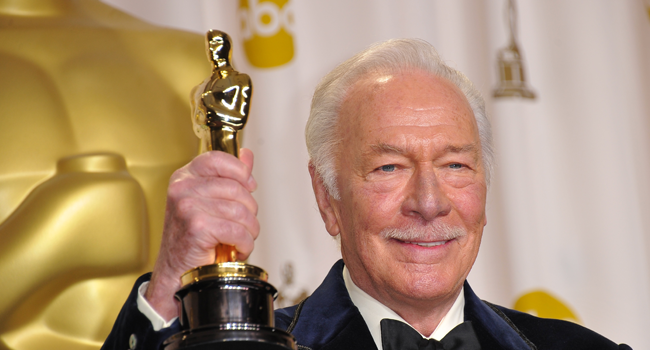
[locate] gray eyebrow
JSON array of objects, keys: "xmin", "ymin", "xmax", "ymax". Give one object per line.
[
  {"xmin": 369, "ymin": 143, "xmax": 406, "ymax": 155},
  {"xmin": 445, "ymin": 144, "xmax": 479, "ymax": 154}
]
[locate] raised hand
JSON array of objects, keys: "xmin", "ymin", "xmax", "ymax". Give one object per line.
[{"xmin": 144, "ymin": 148, "xmax": 258, "ymax": 321}]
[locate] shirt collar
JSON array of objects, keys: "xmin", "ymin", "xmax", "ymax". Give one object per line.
[{"xmin": 342, "ymin": 266, "xmax": 465, "ymax": 350}]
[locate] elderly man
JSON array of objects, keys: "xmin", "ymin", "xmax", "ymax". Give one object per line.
[{"xmin": 103, "ymin": 39, "xmax": 630, "ymax": 350}]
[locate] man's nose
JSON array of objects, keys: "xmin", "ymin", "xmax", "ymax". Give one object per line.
[{"xmin": 402, "ymin": 166, "xmax": 452, "ymax": 222}]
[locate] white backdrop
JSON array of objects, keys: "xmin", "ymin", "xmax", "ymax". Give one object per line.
[{"xmin": 100, "ymin": 0, "xmax": 650, "ymax": 347}]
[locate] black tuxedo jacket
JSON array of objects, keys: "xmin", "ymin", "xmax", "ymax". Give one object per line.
[{"xmin": 102, "ymin": 260, "xmax": 632, "ymax": 350}]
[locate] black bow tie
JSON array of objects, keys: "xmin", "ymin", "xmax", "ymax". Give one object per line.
[{"xmin": 380, "ymin": 319, "xmax": 481, "ymax": 350}]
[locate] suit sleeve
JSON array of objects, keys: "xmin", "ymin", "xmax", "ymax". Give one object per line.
[{"xmin": 101, "ymin": 273, "xmax": 181, "ymax": 350}]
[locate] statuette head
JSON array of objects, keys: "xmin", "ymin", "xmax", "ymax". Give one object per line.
[{"xmin": 206, "ymin": 30, "xmax": 233, "ymax": 68}]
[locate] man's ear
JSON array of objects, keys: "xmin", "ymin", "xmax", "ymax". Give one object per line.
[{"xmin": 309, "ymin": 163, "xmax": 341, "ymax": 237}]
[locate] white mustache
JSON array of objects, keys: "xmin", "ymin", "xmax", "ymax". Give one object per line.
[{"xmin": 380, "ymin": 223, "xmax": 467, "ymax": 242}]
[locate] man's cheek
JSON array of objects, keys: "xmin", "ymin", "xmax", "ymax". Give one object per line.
[
  {"xmin": 361, "ymin": 186, "xmax": 405, "ymax": 214},
  {"xmin": 448, "ymin": 189, "xmax": 486, "ymax": 218}
]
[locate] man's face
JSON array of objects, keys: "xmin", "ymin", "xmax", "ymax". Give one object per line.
[{"xmin": 315, "ymin": 70, "xmax": 487, "ymax": 313}]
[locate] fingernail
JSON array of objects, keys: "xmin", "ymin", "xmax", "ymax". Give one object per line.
[{"xmin": 248, "ymin": 175, "xmax": 257, "ymax": 190}]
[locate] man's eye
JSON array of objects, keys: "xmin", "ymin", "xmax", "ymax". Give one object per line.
[
  {"xmin": 380, "ymin": 164, "xmax": 396, "ymax": 172},
  {"xmin": 449, "ymin": 163, "xmax": 463, "ymax": 169}
]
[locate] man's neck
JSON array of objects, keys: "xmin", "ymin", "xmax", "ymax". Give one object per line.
[
  {"xmin": 347, "ymin": 270, "xmax": 463, "ymax": 336},
  {"xmin": 388, "ymin": 293, "xmax": 460, "ymax": 336},
  {"xmin": 343, "ymin": 266, "xmax": 465, "ymax": 348}
]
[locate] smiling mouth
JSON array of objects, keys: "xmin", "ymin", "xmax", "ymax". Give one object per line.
[{"xmin": 402, "ymin": 240, "xmax": 450, "ymax": 247}]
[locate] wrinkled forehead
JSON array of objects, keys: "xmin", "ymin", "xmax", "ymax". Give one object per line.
[{"xmin": 339, "ymin": 69, "xmax": 478, "ymax": 134}]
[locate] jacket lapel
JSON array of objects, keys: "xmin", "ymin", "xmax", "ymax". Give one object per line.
[
  {"xmin": 463, "ymin": 282, "xmax": 536, "ymax": 350},
  {"xmin": 276, "ymin": 260, "xmax": 376, "ymax": 350},
  {"xmin": 319, "ymin": 313, "xmax": 377, "ymax": 350}
]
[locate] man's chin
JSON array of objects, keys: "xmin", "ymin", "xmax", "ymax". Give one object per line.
[
  {"xmin": 387, "ymin": 280, "xmax": 461, "ymax": 307},
  {"xmin": 390, "ymin": 268, "xmax": 460, "ymax": 298}
]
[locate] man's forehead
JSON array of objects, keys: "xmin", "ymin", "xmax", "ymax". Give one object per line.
[
  {"xmin": 348, "ymin": 70, "xmax": 470, "ymax": 110},
  {"xmin": 341, "ymin": 70, "xmax": 477, "ymax": 130},
  {"xmin": 368, "ymin": 142, "xmax": 481, "ymax": 156}
]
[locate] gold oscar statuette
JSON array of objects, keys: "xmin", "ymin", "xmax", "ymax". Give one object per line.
[{"xmin": 163, "ymin": 30, "xmax": 297, "ymax": 350}]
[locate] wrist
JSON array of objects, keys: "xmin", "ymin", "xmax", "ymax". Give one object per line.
[{"xmin": 145, "ymin": 269, "xmax": 182, "ymax": 322}]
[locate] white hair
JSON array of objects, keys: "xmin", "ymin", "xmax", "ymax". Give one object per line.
[{"xmin": 305, "ymin": 38, "xmax": 494, "ymax": 199}]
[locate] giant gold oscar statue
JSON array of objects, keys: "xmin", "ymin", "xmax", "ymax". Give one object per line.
[
  {"xmin": 0, "ymin": 1, "xmax": 209, "ymax": 349},
  {"xmin": 163, "ymin": 30, "xmax": 296, "ymax": 350}
]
